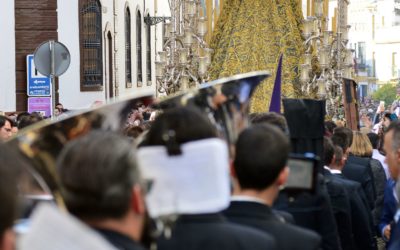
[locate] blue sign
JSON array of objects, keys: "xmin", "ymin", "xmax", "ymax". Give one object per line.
[{"xmin": 26, "ymin": 54, "xmax": 51, "ymax": 96}]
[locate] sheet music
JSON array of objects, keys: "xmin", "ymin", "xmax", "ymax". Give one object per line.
[
  {"xmin": 137, "ymin": 138, "xmax": 231, "ymax": 218},
  {"xmin": 18, "ymin": 204, "xmax": 117, "ymax": 250}
]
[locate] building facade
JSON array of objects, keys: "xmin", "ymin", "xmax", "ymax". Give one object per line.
[
  {"xmin": 347, "ymin": 0, "xmax": 400, "ymax": 97},
  {"xmin": 0, "ymin": 0, "xmax": 172, "ymax": 112}
]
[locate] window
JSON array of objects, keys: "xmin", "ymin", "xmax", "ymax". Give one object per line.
[
  {"xmin": 79, "ymin": 0, "xmax": 103, "ymax": 91},
  {"xmin": 146, "ymin": 13, "xmax": 152, "ymax": 85},
  {"xmin": 125, "ymin": 7, "xmax": 132, "ymax": 88},
  {"xmin": 136, "ymin": 10, "xmax": 143, "ymax": 87},
  {"xmin": 357, "ymin": 42, "xmax": 366, "ymax": 67}
]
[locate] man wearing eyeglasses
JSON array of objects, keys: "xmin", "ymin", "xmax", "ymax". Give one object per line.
[{"xmin": 0, "ymin": 115, "xmax": 12, "ymax": 141}]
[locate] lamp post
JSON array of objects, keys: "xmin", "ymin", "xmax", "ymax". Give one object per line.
[
  {"xmin": 154, "ymin": 0, "xmax": 213, "ymax": 95},
  {"xmin": 299, "ymin": 0, "xmax": 355, "ymax": 120}
]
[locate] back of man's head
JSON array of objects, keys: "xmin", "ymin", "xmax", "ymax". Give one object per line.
[
  {"xmin": 333, "ymin": 127, "xmax": 353, "ymax": 148},
  {"xmin": 331, "ymin": 133, "xmax": 349, "ymax": 153},
  {"xmin": 18, "ymin": 114, "xmax": 43, "ymax": 129},
  {"xmin": 249, "ymin": 112, "xmax": 289, "ymax": 134},
  {"xmin": 323, "ymin": 137, "xmax": 335, "ymax": 166},
  {"xmin": 234, "ymin": 124, "xmax": 290, "ymax": 190},
  {"xmin": 367, "ymin": 132, "xmax": 379, "ymax": 150},
  {"xmin": 387, "ymin": 121, "xmax": 400, "ymax": 153},
  {"xmin": 57, "ymin": 131, "xmax": 140, "ymax": 221}
]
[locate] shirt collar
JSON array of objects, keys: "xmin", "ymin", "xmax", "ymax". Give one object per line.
[
  {"xmin": 324, "ymin": 166, "xmax": 342, "ymax": 174},
  {"xmin": 231, "ymin": 195, "xmax": 266, "ymax": 205}
]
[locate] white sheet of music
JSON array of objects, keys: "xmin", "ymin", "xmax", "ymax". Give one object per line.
[
  {"xmin": 18, "ymin": 204, "xmax": 117, "ymax": 250},
  {"xmin": 137, "ymin": 138, "xmax": 231, "ymax": 218}
]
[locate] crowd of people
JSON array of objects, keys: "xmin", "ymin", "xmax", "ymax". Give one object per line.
[{"xmin": 1, "ymin": 95, "xmax": 400, "ymax": 250}]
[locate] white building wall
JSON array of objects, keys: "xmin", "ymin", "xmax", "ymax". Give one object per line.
[
  {"xmin": 0, "ymin": 0, "xmax": 16, "ymax": 112},
  {"xmin": 375, "ymin": 26, "xmax": 400, "ymax": 82},
  {"xmin": 58, "ymin": 0, "xmax": 105, "ymax": 110},
  {"xmin": 58, "ymin": 0, "xmax": 157, "ymax": 110}
]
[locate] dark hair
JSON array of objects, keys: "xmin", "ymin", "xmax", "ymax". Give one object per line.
[
  {"xmin": 140, "ymin": 107, "xmax": 217, "ymax": 152},
  {"xmin": 323, "ymin": 137, "xmax": 335, "ymax": 166},
  {"xmin": 0, "ymin": 115, "xmax": 12, "ymax": 128},
  {"xmin": 367, "ymin": 132, "xmax": 379, "ymax": 149},
  {"xmin": 123, "ymin": 125, "xmax": 144, "ymax": 139},
  {"xmin": 325, "ymin": 121, "xmax": 337, "ymax": 135},
  {"xmin": 57, "ymin": 131, "xmax": 140, "ymax": 220},
  {"xmin": 250, "ymin": 112, "xmax": 289, "ymax": 134},
  {"xmin": 0, "ymin": 144, "xmax": 19, "ymax": 237},
  {"xmin": 333, "ymin": 127, "xmax": 353, "ymax": 148},
  {"xmin": 233, "ymin": 124, "xmax": 290, "ymax": 190},
  {"xmin": 16, "ymin": 112, "xmax": 30, "ymax": 123},
  {"xmin": 331, "ymin": 133, "xmax": 348, "ymax": 153},
  {"xmin": 18, "ymin": 114, "xmax": 43, "ymax": 129},
  {"xmin": 333, "ymin": 146, "xmax": 343, "ymax": 165}
]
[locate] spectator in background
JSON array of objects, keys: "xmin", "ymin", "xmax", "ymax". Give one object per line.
[
  {"xmin": 349, "ymin": 131, "xmax": 386, "ymax": 233},
  {"xmin": 325, "ymin": 121, "xmax": 337, "ymax": 137},
  {"xmin": 0, "ymin": 115, "xmax": 12, "ymax": 141},
  {"xmin": 18, "ymin": 114, "xmax": 43, "ymax": 130},
  {"xmin": 10, "ymin": 120, "xmax": 18, "ymax": 136},
  {"xmin": 368, "ymin": 132, "xmax": 390, "ymax": 180}
]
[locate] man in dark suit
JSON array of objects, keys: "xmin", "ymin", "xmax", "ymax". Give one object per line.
[
  {"xmin": 57, "ymin": 131, "xmax": 147, "ymax": 250},
  {"xmin": 252, "ymin": 111, "xmax": 340, "ymax": 250},
  {"xmin": 139, "ymin": 108, "xmax": 277, "ymax": 250},
  {"xmin": 382, "ymin": 121, "xmax": 400, "ymax": 249},
  {"xmin": 332, "ymin": 127, "xmax": 376, "ymax": 210},
  {"xmin": 224, "ymin": 124, "xmax": 321, "ymax": 250},
  {"xmin": 324, "ymin": 137, "xmax": 377, "ymax": 250},
  {"xmin": 323, "ymin": 137, "xmax": 355, "ymax": 250}
]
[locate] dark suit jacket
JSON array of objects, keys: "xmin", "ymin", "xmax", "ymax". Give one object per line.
[
  {"xmin": 368, "ymin": 158, "xmax": 387, "ymax": 226},
  {"xmin": 95, "ymin": 228, "xmax": 146, "ymax": 250},
  {"xmin": 345, "ymin": 155, "xmax": 375, "ymax": 210},
  {"xmin": 324, "ymin": 170, "xmax": 355, "ymax": 250},
  {"xmin": 389, "ymin": 218, "xmax": 400, "ymax": 250},
  {"xmin": 224, "ymin": 201, "xmax": 321, "ymax": 250},
  {"xmin": 156, "ymin": 213, "xmax": 277, "ymax": 250},
  {"xmin": 273, "ymin": 209, "xmax": 295, "ymax": 224},
  {"xmin": 332, "ymin": 173, "xmax": 377, "ymax": 250},
  {"xmin": 274, "ymin": 174, "xmax": 341, "ymax": 250},
  {"xmin": 379, "ymin": 179, "xmax": 397, "ymax": 243}
]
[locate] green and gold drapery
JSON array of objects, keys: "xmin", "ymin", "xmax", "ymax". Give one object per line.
[{"xmin": 209, "ymin": 0, "xmax": 305, "ymax": 112}]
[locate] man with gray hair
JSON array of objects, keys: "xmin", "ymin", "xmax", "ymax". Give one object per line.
[
  {"xmin": 57, "ymin": 131, "xmax": 146, "ymax": 250},
  {"xmin": 383, "ymin": 121, "xmax": 400, "ymax": 249}
]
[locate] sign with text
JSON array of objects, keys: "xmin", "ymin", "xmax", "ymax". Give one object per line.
[
  {"xmin": 28, "ymin": 97, "xmax": 52, "ymax": 118},
  {"xmin": 26, "ymin": 54, "xmax": 51, "ymax": 96}
]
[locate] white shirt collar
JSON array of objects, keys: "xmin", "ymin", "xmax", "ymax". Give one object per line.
[
  {"xmin": 330, "ymin": 169, "xmax": 342, "ymax": 174},
  {"xmin": 324, "ymin": 166, "xmax": 342, "ymax": 174},
  {"xmin": 231, "ymin": 195, "xmax": 266, "ymax": 205}
]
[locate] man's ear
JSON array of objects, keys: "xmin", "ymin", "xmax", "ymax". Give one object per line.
[
  {"xmin": 230, "ymin": 160, "xmax": 237, "ymax": 178},
  {"xmin": 131, "ymin": 185, "xmax": 146, "ymax": 216},
  {"xmin": 0, "ymin": 229, "xmax": 15, "ymax": 250},
  {"xmin": 277, "ymin": 166, "xmax": 289, "ymax": 186},
  {"xmin": 330, "ymin": 154, "xmax": 337, "ymax": 166}
]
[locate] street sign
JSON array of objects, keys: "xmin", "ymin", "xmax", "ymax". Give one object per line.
[
  {"xmin": 33, "ymin": 41, "xmax": 70, "ymax": 77},
  {"xmin": 28, "ymin": 97, "xmax": 52, "ymax": 118},
  {"xmin": 26, "ymin": 55, "xmax": 51, "ymax": 97}
]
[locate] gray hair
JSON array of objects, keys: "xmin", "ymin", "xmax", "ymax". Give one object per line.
[{"xmin": 57, "ymin": 130, "xmax": 141, "ymax": 220}]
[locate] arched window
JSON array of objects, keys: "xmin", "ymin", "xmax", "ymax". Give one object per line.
[
  {"xmin": 79, "ymin": 0, "xmax": 103, "ymax": 91},
  {"xmin": 146, "ymin": 13, "xmax": 152, "ymax": 85},
  {"xmin": 125, "ymin": 7, "xmax": 132, "ymax": 88},
  {"xmin": 136, "ymin": 10, "xmax": 143, "ymax": 86}
]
